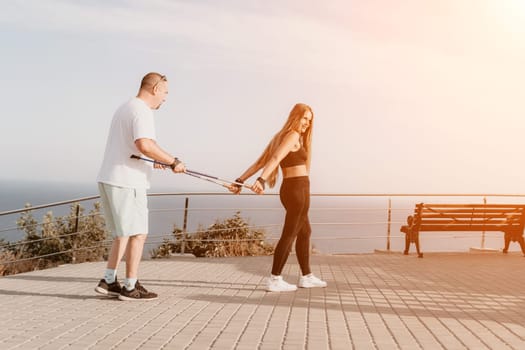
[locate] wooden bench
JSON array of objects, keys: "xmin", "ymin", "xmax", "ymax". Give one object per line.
[{"xmin": 400, "ymin": 203, "xmax": 525, "ymax": 258}]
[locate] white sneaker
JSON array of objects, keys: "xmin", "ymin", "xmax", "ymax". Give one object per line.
[
  {"xmin": 299, "ymin": 274, "xmax": 327, "ymax": 288},
  {"xmin": 266, "ymin": 275, "xmax": 297, "ymax": 292}
]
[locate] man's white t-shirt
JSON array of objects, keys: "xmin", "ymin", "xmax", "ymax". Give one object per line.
[{"xmin": 97, "ymin": 98, "xmax": 156, "ymax": 189}]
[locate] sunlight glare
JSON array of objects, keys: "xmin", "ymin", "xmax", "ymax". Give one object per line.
[{"xmin": 488, "ymin": 0, "xmax": 525, "ymax": 33}]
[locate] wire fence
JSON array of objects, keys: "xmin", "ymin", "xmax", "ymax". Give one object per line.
[{"xmin": 2, "ymin": 192, "xmax": 525, "ymax": 269}]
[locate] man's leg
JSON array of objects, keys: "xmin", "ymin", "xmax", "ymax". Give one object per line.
[
  {"xmin": 119, "ymin": 233, "xmax": 158, "ymax": 300},
  {"xmin": 94, "ymin": 237, "xmax": 128, "ymax": 296},
  {"xmin": 125, "ymin": 234, "xmax": 147, "ymax": 283},
  {"xmin": 95, "ymin": 183, "xmax": 127, "ymax": 296},
  {"xmin": 107, "ymin": 236, "xmax": 130, "ymax": 270}
]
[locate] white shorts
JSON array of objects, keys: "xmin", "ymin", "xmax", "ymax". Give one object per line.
[{"xmin": 98, "ymin": 182, "xmax": 148, "ymax": 237}]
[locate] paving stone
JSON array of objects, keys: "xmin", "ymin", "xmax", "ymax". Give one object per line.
[{"xmin": 1, "ymin": 254, "xmax": 525, "ymax": 349}]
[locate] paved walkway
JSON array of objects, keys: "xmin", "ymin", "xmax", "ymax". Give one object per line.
[{"xmin": 0, "ymin": 252, "xmax": 524, "ymax": 349}]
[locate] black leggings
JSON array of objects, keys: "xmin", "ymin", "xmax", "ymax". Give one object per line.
[{"xmin": 271, "ymin": 176, "xmax": 311, "ymax": 276}]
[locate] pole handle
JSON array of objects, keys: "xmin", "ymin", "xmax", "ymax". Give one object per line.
[{"xmin": 130, "ymin": 154, "xmax": 171, "ymax": 167}]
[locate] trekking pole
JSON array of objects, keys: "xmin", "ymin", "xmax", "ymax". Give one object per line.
[{"xmin": 130, "ymin": 155, "xmax": 251, "ymax": 189}]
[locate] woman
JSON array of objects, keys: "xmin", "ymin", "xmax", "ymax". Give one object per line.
[{"xmin": 230, "ymin": 103, "xmax": 327, "ymax": 292}]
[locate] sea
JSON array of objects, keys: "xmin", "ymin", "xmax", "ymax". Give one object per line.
[{"xmin": 0, "ymin": 180, "xmax": 518, "ymax": 256}]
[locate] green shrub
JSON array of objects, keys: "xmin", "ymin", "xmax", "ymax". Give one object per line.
[
  {"xmin": 151, "ymin": 212, "xmax": 274, "ymax": 258},
  {"xmin": 0, "ymin": 202, "xmax": 108, "ymax": 275}
]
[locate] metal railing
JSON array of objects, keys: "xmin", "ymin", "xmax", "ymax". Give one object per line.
[{"xmin": 2, "ymin": 192, "xmax": 525, "ymax": 269}]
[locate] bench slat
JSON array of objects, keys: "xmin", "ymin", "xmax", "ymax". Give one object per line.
[
  {"xmin": 420, "ymin": 209, "xmax": 524, "ymax": 214},
  {"xmin": 420, "ymin": 214, "xmax": 523, "ymax": 219},
  {"xmin": 418, "ymin": 219, "xmax": 520, "ymax": 224},
  {"xmin": 419, "ymin": 225, "xmax": 514, "ymax": 231},
  {"xmin": 419, "ymin": 204, "xmax": 525, "ymax": 208}
]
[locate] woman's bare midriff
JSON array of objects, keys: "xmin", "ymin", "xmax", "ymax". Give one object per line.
[{"xmin": 282, "ymin": 165, "xmax": 308, "ymax": 178}]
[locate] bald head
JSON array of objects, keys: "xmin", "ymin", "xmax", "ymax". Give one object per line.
[
  {"xmin": 140, "ymin": 72, "xmax": 167, "ymax": 90},
  {"xmin": 137, "ymin": 72, "xmax": 169, "ymax": 110}
]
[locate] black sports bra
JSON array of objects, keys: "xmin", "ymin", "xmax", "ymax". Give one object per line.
[{"xmin": 280, "ymin": 146, "xmax": 307, "ymax": 168}]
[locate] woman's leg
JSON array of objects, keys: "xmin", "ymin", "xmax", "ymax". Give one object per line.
[
  {"xmin": 271, "ymin": 179, "xmax": 305, "ymax": 276},
  {"xmin": 295, "ymin": 217, "xmax": 311, "ymax": 275},
  {"xmin": 295, "ymin": 182, "xmax": 311, "ymax": 275}
]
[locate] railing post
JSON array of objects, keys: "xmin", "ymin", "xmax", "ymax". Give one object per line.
[
  {"xmin": 181, "ymin": 197, "xmax": 189, "ymax": 255},
  {"xmin": 387, "ymin": 198, "xmax": 392, "ymax": 251},
  {"xmin": 481, "ymin": 196, "xmax": 486, "ymax": 249},
  {"xmin": 72, "ymin": 203, "xmax": 80, "ymax": 263}
]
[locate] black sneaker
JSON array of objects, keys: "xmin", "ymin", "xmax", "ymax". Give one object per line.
[
  {"xmin": 118, "ymin": 280, "xmax": 158, "ymax": 301},
  {"xmin": 94, "ymin": 278, "xmax": 121, "ymax": 297}
]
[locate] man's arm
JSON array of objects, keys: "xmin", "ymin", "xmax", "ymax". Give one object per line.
[{"xmin": 135, "ymin": 138, "xmax": 185, "ymax": 172}]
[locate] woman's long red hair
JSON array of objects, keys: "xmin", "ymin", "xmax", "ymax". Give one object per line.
[{"xmin": 255, "ymin": 103, "xmax": 313, "ymax": 188}]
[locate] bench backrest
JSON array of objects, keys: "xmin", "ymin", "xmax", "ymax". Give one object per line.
[{"xmin": 413, "ymin": 203, "xmax": 525, "ymax": 233}]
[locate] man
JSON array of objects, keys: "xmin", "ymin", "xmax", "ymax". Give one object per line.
[{"xmin": 95, "ymin": 72, "xmax": 185, "ymax": 301}]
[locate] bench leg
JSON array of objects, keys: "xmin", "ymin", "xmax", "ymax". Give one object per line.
[
  {"xmin": 517, "ymin": 237, "xmax": 525, "ymax": 256},
  {"xmin": 503, "ymin": 232, "xmax": 511, "ymax": 254},
  {"xmin": 404, "ymin": 234, "xmax": 410, "ymax": 255},
  {"xmin": 415, "ymin": 232, "xmax": 423, "ymax": 258}
]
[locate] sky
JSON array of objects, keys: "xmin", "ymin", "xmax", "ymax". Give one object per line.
[{"xmin": 1, "ymin": 0, "xmax": 525, "ymax": 194}]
